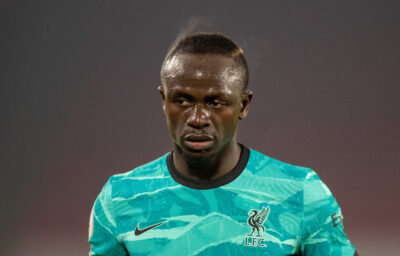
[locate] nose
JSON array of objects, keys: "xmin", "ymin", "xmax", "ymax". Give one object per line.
[{"xmin": 187, "ymin": 104, "xmax": 210, "ymax": 129}]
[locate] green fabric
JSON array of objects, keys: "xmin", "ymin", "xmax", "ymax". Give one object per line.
[{"xmin": 89, "ymin": 148, "xmax": 356, "ymax": 255}]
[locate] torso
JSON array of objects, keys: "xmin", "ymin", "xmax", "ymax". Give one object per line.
[{"xmin": 109, "ymin": 146, "xmax": 310, "ymax": 255}]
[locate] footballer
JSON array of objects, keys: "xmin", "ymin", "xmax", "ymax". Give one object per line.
[{"xmin": 89, "ymin": 33, "xmax": 357, "ymax": 255}]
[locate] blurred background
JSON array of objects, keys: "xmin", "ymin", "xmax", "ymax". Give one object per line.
[{"xmin": 1, "ymin": 1, "xmax": 399, "ymax": 255}]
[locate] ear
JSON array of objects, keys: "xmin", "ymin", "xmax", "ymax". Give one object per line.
[
  {"xmin": 239, "ymin": 90, "xmax": 253, "ymax": 120},
  {"xmin": 158, "ymin": 85, "xmax": 166, "ymax": 113}
]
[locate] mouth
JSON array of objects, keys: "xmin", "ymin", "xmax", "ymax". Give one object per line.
[{"xmin": 183, "ymin": 134, "xmax": 214, "ymax": 151}]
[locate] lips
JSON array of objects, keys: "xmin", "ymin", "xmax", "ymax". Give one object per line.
[{"xmin": 183, "ymin": 134, "xmax": 214, "ymax": 151}]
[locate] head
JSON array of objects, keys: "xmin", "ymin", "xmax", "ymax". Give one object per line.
[{"xmin": 159, "ymin": 33, "xmax": 253, "ymax": 161}]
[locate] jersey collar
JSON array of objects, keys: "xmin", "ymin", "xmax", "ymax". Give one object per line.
[{"xmin": 166, "ymin": 144, "xmax": 250, "ymax": 190}]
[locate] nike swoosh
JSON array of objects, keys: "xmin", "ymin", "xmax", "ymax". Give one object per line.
[{"xmin": 134, "ymin": 221, "xmax": 167, "ymax": 236}]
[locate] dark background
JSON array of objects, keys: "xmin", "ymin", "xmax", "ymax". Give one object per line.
[{"xmin": 1, "ymin": 1, "xmax": 399, "ymax": 255}]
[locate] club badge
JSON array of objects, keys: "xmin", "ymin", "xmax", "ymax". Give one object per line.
[{"xmin": 244, "ymin": 206, "xmax": 270, "ymax": 247}]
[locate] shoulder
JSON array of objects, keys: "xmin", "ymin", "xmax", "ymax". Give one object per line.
[
  {"xmin": 247, "ymin": 147, "xmax": 316, "ymax": 182},
  {"xmin": 102, "ymin": 153, "xmax": 172, "ymax": 199},
  {"xmin": 247, "ymin": 148, "xmax": 332, "ymax": 201},
  {"xmin": 111, "ymin": 153, "xmax": 169, "ymax": 181}
]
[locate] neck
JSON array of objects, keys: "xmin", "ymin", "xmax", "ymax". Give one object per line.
[{"xmin": 172, "ymin": 140, "xmax": 241, "ymax": 181}]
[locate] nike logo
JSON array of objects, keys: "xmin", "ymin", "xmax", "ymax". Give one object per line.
[{"xmin": 134, "ymin": 221, "xmax": 167, "ymax": 236}]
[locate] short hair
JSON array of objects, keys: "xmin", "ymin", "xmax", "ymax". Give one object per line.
[{"xmin": 161, "ymin": 32, "xmax": 249, "ymax": 91}]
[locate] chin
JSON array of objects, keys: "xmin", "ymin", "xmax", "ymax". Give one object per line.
[
  {"xmin": 177, "ymin": 144, "xmax": 214, "ymax": 164},
  {"xmin": 183, "ymin": 154, "xmax": 210, "ymax": 165}
]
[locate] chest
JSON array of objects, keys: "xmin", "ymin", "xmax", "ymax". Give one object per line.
[{"xmin": 114, "ymin": 186, "xmax": 303, "ymax": 255}]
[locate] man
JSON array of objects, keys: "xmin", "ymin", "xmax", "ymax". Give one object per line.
[{"xmin": 89, "ymin": 33, "xmax": 357, "ymax": 255}]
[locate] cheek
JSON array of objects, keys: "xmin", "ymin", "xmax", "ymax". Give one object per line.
[
  {"xmin": 165, "ymin": 105, "xmax": 185, "ymax": 134},
  {"xmin": 219, "ymin": 110, "xmax": 240, "ymax": 134}
]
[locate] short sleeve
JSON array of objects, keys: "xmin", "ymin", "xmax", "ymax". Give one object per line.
[
  {"xmin": 89, "ymin": 178, "xmax": 127, "ymax": 256},
  {"xmin": 300, "ymin": 170, "xmax": 357, "ymax": 256}
]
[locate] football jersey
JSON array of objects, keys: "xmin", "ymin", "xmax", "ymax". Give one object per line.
[{"xmin": 89, "ymin": 145, "xmax": 356, "ymax": 255}]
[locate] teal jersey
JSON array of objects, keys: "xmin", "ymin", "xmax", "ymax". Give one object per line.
[{"xmin": 89, "ymin": 145, "xmax": 356, "ymax": 255}]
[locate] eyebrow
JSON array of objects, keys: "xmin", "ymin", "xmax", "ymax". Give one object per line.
[
  {"xmin": 168, "ymin": 88, "xmax": 231, "ymax": 101},
  {"xmin": 204, "ymin": 94, "xmax": 226, "ymax": 101},
  {"xmin": 171, "ymin": 91, "xmax": 195, "ymax": 100}
]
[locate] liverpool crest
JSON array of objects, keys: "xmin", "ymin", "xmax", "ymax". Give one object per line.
[{"xmin": 244, "ymin": 206, "xmax": 270, "ymax": 247}]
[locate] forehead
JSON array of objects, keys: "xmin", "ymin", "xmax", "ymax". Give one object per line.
[{"xmin": 162, "ymin": 53, "xmax": 244, "ymax": 93}]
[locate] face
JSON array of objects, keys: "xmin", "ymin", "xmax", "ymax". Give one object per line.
[{"xmin": 159, "ymin": 53, "xmax": 252, "ymax": 160}]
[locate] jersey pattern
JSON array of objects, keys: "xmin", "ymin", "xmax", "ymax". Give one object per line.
[{"xmin": 89, "ymin": 146, "xmax": 356, "ymax": 255}]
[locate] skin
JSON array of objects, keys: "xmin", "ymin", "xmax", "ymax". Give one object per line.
[{"xmin": 159, "ymin": 53, "xmax": 253, "ymax": 181}]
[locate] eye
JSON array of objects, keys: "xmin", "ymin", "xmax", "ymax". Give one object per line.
[
  {"xmin": 209, "ymin": 100, "xmax": 226, "ymax": 109},
  {"xmin": 174, "ymin": 97, "xmax": 191, "ymax": 107}
]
